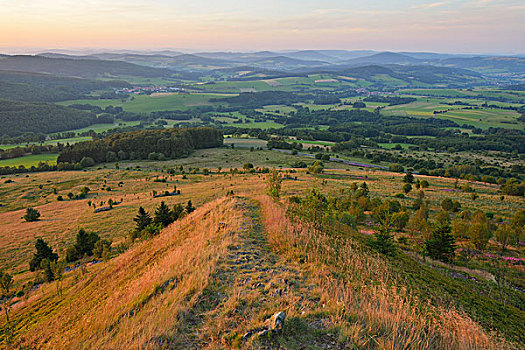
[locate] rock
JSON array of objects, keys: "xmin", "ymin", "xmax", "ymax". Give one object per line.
[
  {"xmin": 257, "ymin": 329, "xmax": 270, "ymax": 338},
  {"xmin": 268, "ymin": 311, "xmax": 286, "ymax": 331}
]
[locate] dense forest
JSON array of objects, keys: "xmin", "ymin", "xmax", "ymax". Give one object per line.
[
  {"xmin": 0, "ymin": 99, "xmax": 97, "ymax": 137},
  {"xmin": 57, "ymin": 127, "xmax": 223, "ymax": 164},
  {"xmin": 0, "ymin": 70, "xmax": 129, "ymax": 102}
]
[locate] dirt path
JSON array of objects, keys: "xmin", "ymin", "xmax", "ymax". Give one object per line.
[{"xmin": 176, "ymin": 197, "xmax": 344, "ymax": 349}]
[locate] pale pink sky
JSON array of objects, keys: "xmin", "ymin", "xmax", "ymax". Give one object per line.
[{"xmin": 1, "ymin": 0, "xmax": 524, "ymax": 54}]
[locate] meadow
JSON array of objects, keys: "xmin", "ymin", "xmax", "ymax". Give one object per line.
[
  {"xmin": 0, "ymin": 153, "xmax": 58, "ymax": 167},
  {"xmin": 1, "ymin": 148, "xmax": 523, "ymax": 348}
]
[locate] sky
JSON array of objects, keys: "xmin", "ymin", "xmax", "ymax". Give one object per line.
[{"xmin": 0, "ymin": 0, "xmax": 524, "ymax": 54}]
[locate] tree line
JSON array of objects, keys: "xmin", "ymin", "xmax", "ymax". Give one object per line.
[{"xmin": 57, "ymin": 127, "xmax": 223, "ymax": 165}]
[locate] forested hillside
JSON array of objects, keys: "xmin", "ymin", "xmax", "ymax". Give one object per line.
[{"xmin": 0, "ymin": 99, "xmax": 97, "ymax": 137}]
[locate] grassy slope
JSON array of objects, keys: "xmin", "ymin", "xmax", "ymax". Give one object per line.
[
  {"xmin": 1, "ymin": 193, "xmax": 510, "ymax": 349},
  {"xmin": 0, "ymin": 157, "xmax": 523, "ymax": 348}
]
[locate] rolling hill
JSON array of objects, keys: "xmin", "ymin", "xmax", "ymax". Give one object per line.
[
  {"xmin": 0, "ymin": 55, "xmax": 174, "ymax": 79},
  {"xmin": 0, "ymin": 193, "xmax": 503, "ymax": 349}
]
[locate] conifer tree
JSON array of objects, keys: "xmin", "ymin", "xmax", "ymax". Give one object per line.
[
  {"xmin": 424, "ymin": 222, "xmax": 456, "ymax": 262},
  {"xmin": 186, "ymin": 200, "xmax": 195, "ymax": 214},
  {"xmin": 154, "ymin": 201, "xmax": 174, "ymax": 227},
  {"xmin": 29, "ymin": 239, "xmax": 58, "ymax": 271},
  {"xmin": 134, "ymin": 207, "xmax": 152, "ymax": 232}
]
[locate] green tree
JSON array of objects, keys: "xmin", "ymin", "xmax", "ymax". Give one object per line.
[
  {"xmin": 368, "ymin": 207, "xmax": 396, "ymax": 255},
  {"xmin": 403, "ymin": 171, "xmax": 414, "ymax": 184},
  {"xmin": 308, "ymin": 161, "xmax": 324, "ymax": 174},
  {"xmin": 469, "ymin": 211, "xmax": 491, "ymax": 250},
  {"xmin": 267, "ymin": 168, "xmax": 282, "ymax": 199},
  {"xmin": 93, "ymin": 239, "xmax": 112, "ymax": 260},
  {"xmin": 172, "ymin": 203, "xmax": 184, "ymax": 222},
  {"xmin": 29, "ymin": 238, "xmax": 58, "ymax": 271},
  {"xmin": 134, "ymin": 207, "xmax": 152, "ymax": 232},
  {"xmin": 23, "ymin": 207, "xmax": 40, "ymax": 222},
  {"xmin": 80, "ymin": 156, "xmax": 95, "ymax": 168},
  {"xmin": 494, "ymin": 223, "xmax": 512, "ymax": 251},
  {"xmin": 186, "ymin": 200, "xmax": 195, "ymax": 214},
  {"xmin": 402, "ymin": 183, "xmax": 412, "ymax": 194},
  {"xmin": 154, "ymin": 201, "xmax": 174, "ymax": 227},
  {"xmin": 424, "ymin": 221, "xmax": 456, "ymax": 263}
]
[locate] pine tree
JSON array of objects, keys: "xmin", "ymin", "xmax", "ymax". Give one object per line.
[
  {"xmin": 186, "ymin": 200, "xmax": 195, "ymax": 214},
  {"xmin": 424, "ymin": 222, "xmax": 456, "ymax": 263},
  {"xmin": 29, "ymin": 239, "xmax": 58, "ymax": 271},
  {"xmin": 154, "ymin": 201, "xmax": 174, "ymax": 227},
  {"xmin": 134, "ymin": 207, "xmax": 152, "ymax": 232}
]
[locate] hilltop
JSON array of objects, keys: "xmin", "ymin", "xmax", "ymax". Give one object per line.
[{"xmin": 0, "ymin": 159, "xmax": 523, "ymax": 348}]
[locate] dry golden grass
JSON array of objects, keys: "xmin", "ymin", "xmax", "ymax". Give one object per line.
[
  {"xmin": 2, "ymin": 196, "xmax": 246, "ymax": 349},
  {"xmin": 257, "ymin": 196, "xmax": 502, "ymax": 349},
  {"xmin": 1, "ymin": 165, "xmax": 522, "ymax": 349}
]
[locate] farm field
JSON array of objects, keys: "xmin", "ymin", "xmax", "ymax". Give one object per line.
[
  {"xmin": 0, "ymin": 154, "xmax": 58, "ymax": 167},
  {"xmin": 122, "ymin": 92, "xmax": 235, "ymax": 113}
]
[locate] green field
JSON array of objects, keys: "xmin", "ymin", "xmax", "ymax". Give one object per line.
[
  {"xmin": 382, "ymin": 99, "xmax": 523, "ymax": 129},
  {"xmin": 56, "ymin": 98, "xmax": 124, "ymax": 108},
  {"xmin": 0, "ymin": 153, "xmax": 58, "ymax": 167},
  {"xmin": 123, "ymin": 93, "xmax": 234, "ymax": 113}
]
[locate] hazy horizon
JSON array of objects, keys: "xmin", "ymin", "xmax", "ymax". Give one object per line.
[{"xmin": 1, "ymin": 0, "xmax": 524, "ymax": 54}]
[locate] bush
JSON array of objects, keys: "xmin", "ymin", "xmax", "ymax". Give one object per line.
[{"xmin": 23, "ymin": 207, "xmax": 41, "ymax": 222}]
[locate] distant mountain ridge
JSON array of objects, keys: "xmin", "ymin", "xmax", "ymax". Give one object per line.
[{"xmin": 0, "ymin": 55, "xmax": 174, "ymax": 79}]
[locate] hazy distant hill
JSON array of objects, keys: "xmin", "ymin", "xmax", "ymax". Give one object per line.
[
  {"xmin": 341, "ymin": 52, "xmax": 422, "ymax": 66},
  {"xmin": 0, "ymin": 55, "xmax": 174, "ymax": 79},
  {"xmin": 0, "ymin": 70, "xmax": 130, "ymax": 102},
  {"xmin": 437, "ymin": 56, "xmax": 525, "ymax": 76},
  {"xmin": 0, "ymin": 70, "xmax": 129, "ymax": 91}
]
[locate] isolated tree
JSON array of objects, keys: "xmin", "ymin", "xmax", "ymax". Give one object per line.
[
  {"xmin": 67, "ymin": 229, "xmax": 101, "ymax": 262},
  {"xmin": 23, "ymin": 207, "xmax": 40, "ymax": 222},
  {"xmin": 441, "ymin": 198, "xmax": 454, "ymax": 212},
  {"xmin": 308, "ymin": 161, "xmax": 324, "ymax": 174},
  {"xmin": 424, "ymin": 221, "xmax": 456, "ymax": 263},
  {"xmin": 420, "ymin": 180, "xmax": 429, "ymax": 188},
  {"xmin": 29, "ymin": 238, "xmax": 58, "ymax": 271},
  {"xmin": 402, "ymin": 183, "xmax": 412, "ymax": 194},
  {"xmin": 134, "ymin": 207, "xmax": 152, "ymax": 232},
  {"xmin": 267, "ymin": 168, "xmax": 282, "ymax": 199},
  {"xmin": 403, "ymin": 171, "xmax": 414, "ymax": 184},
  {"xmin": 356, "ymin": 182, "xmax": 369, "ymax": 198},
  {"xmin": 154, "ymin": 201, "xmax": 174, "ymax": 227},
  {"xmin": 368, "ymin": 207, "xmax": 396, "ymax": 255}
]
